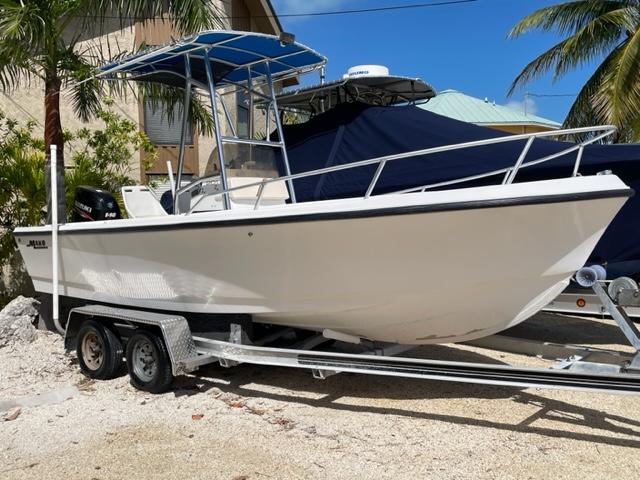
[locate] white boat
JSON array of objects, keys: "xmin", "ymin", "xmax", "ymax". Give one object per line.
[{"xmin": 13, "ymin": 31, "xmax": 632, "ymax": 344}]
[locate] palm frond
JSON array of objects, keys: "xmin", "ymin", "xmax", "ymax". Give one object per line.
[
  {"xmin": 0, "ymin": 1, "xmax": 49, "ymax": 89},
  {"xmin": 58, "ymin": 48, "xmax": 104, "ymax": 121},
  {"xmin": 563, "ymin": 43, "xmax": 623, "ymax": 130},
  {"xmin": 68, "ymin": 75, "xmax": 103, "ymax": 123},
  {"xmin": 84, "ymin": 0, "xmax": 222, "ymax": 35},
  {"xmin": 508, "ymin": 7, "xmax": 633, "ymax": 95},
  {"xmin": 0, "ymin": 0, "xmax": 49, "ymax": 51},
  {"xmin": 508, "ymin": 0, "xmax": 635, "ymax": 38},
  {"xmin": 592, "ymin": 27, "xmax": 640, "ymax": 129},
  {"xmin": 166, "ymin": 0, "xmax": 225, "ymax": 32},
  {"xmin": 621, "ymin": 113, "xmax": 640, "ymax": 141},
  {"xmin": 0, "ymin": 41, "xmax": 42, "ymax": 90},
  {"xmin": 555, "ymin": 8, "xmax": 636, "ymax": 75}
]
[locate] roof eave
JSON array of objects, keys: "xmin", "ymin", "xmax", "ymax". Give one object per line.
[
  {"xmin": 476, "ymin": 121, "xmax": 561, "ymax": 129},
  {"xmin": 264, "ymin": 0, "xmax": 283, "ymax": 33}
]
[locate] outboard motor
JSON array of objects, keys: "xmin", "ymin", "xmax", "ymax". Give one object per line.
[{"xmin": 72, "ymin": 186, "xmax": 122, "ymax": 222}]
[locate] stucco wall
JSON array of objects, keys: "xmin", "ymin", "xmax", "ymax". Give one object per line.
[
  {"xmin": 0, "ymin": 1, "xmax": 280, "ymax": 184},
  {"xmin": 487, "ymin": 124, "xmax": 558, "ymax": 135}
]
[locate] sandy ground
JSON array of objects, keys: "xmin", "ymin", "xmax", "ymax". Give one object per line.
[{"xmin": 1, "ymin": 313, "xmax": 640, "ymax": 479}]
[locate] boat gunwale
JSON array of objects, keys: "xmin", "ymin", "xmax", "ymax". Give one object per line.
[{"xmin": 14, "ymin": 187, "xmax": 633, "ymax": 237}]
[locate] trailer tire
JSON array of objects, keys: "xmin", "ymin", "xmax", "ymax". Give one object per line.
[
  {"xmin": 125, "ymin": 331, "xmax": 173, "ymax": 393},
  {"xmin": 76, "ymin": 320, "xmax": 124, "ymax": 380}
]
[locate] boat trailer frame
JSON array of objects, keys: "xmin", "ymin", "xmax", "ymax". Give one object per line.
[
  {"xmin": 63, "ymin": 280, "xmax": 640, "ymax": 395},
  {"xmin": 546, "ymin": 280, "xmax": 640, "ymax": 319}
]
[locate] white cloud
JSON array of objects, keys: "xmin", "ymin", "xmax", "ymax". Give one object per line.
[{"xmin": 506, "ymin": 97, "xmax": 538, "ymax": 116}]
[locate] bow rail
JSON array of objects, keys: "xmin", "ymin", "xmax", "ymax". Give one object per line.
[{"xmin": 179, "ymin": 124, "xmax": 617, "ymax": 214}]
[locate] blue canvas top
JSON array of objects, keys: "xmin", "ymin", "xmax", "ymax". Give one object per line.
[{"xmin": 98, "ymin": 30, "xmax": 326, "ymax": 87}]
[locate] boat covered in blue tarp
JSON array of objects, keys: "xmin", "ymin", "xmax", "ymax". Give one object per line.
[{"xmin": 276, "ymin": 102, "xmax": 640, "ymax": 277}]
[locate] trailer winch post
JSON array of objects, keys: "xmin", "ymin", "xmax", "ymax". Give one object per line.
[
  {"xmin": 50, "ymin": 144, "xmax": 64, "ymax": 335},
  {"xmin": 591, "ymin": 281, "xmax": 640, "ymax": 369}
]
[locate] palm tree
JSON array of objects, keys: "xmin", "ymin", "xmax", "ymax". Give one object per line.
[
  {"xmin": 508, "ymin": 0, "xmax": 640, "ymax": 141},
  {"xmin": 0, "ymin": 0, "xmax": 222, "ymax": 221}
]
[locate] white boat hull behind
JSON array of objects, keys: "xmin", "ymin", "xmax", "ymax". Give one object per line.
[{"xmin": 14, "ymin": 175, "xmax": 631, "ymax": 344}]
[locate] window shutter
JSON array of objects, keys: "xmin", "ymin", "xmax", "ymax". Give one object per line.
[{"xmin": 143, "ymin": 100, "xmax": 193, "ymax": 145}]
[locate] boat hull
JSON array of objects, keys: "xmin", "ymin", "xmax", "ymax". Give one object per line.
[{"xmin": 14, "ymin": 176, "xmax": 631, "ymax": 344}]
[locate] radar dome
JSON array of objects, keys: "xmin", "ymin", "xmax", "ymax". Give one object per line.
[{"xmin": 343, "ymin": 65, "xmax": 390, "ymax": 79}]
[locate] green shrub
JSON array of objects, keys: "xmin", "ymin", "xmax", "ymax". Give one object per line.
[{"xmin": 0, "ymin": 106, "xmax": 157, "ymax": 306}]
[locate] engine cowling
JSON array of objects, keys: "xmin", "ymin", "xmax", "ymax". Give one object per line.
[{"xmin": 71, "ymin": 186, "xmax": 122, "ymax": 222}]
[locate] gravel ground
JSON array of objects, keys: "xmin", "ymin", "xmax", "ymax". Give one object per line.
[{"xmin": 1, "ymin": 313, "xmax": 640, "ymax": 479}]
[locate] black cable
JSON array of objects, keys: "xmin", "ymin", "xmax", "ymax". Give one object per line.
[
  {"xmin": 527, "ymin": 93, "xmax": 576, "ymax": 98},
  {"xmin": 71, "ymin": 0, "xmax": 479, "ymax": 21},
  {"xmin": 270, "ymin": 0, "xmax": 478, "ymax": 18}
]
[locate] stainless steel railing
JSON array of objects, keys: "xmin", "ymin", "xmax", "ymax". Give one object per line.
[{"xmin": 177, "ymin": 124, "xmax": 616, "ymax": 214}]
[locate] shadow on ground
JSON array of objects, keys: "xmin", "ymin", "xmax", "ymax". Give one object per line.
[
  {"xmin": 505, "ymin": 311, "xmax": 631, "ymax": 346},
  {"xmin": 170, "ymin": 333, "xmax": 640, "ymax": 449}
]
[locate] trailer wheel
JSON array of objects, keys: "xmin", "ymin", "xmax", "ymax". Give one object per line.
[
  {"xmin": 125, "ymin": 331, "xmax": 173, "ymax": 393},
  {"xmin": 76, "ymin": 320, "xmax": 124, "ymax": 380}
]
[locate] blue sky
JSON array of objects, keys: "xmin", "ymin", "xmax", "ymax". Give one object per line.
[{"xmin": 270, "ymin": 0, "xmax": 599, "ymax": 123}]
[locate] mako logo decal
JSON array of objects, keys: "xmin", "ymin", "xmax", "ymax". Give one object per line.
[{"xmin": 26, "ymin": 239, "xmax": 48, "ymax": 249}]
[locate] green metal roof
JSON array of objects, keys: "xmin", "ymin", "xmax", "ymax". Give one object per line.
[{"xmin": 420, "ymin": 89, "xmax": 562, "ymax": 129}]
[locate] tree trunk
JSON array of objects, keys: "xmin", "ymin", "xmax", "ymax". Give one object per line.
[{"xmin": 44, "ymin": 75, "xmax": 65, "ymax": 224}]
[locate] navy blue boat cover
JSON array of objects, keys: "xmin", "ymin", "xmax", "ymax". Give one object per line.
[{"xmin": 276, "ymin": 102, "xmax": 640, "ymax": 277}]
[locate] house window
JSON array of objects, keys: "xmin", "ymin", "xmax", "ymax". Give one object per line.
[
  {"xmin": 143, "ymin": 99, "xmax": 193, "ymax": 145},
  {"xmin": 236, "ymin": 90, "xmax": 249, "ymax": 138}
]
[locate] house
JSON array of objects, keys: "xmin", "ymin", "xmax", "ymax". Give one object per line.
[
  {"xmin": 0, "ymin": 0, "xmax": 283, "ymax": 182},
  {"xmin": 419, "ymin": 89, "xmax": 561, "ymax": 134}
]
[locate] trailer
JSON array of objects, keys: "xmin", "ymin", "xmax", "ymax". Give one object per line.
[
  {"xmin": 545, "ymin": 277, "xmax": 640, "ymax": 319},
  {"xmin": 63, "ymin": 279, "xmax": 640, "ymax": 395}
]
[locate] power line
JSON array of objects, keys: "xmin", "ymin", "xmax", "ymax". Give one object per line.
[
  {"xmin": 527, "ymin": 93, "xmax": 576, "ymax": 98},
  {"xmin": 270, "ymin": 0, "xmax": 479, "ymax": 18},
  {"xmin": 74, "ymin": 1, "xmax": 479, "ymax": 21}
]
